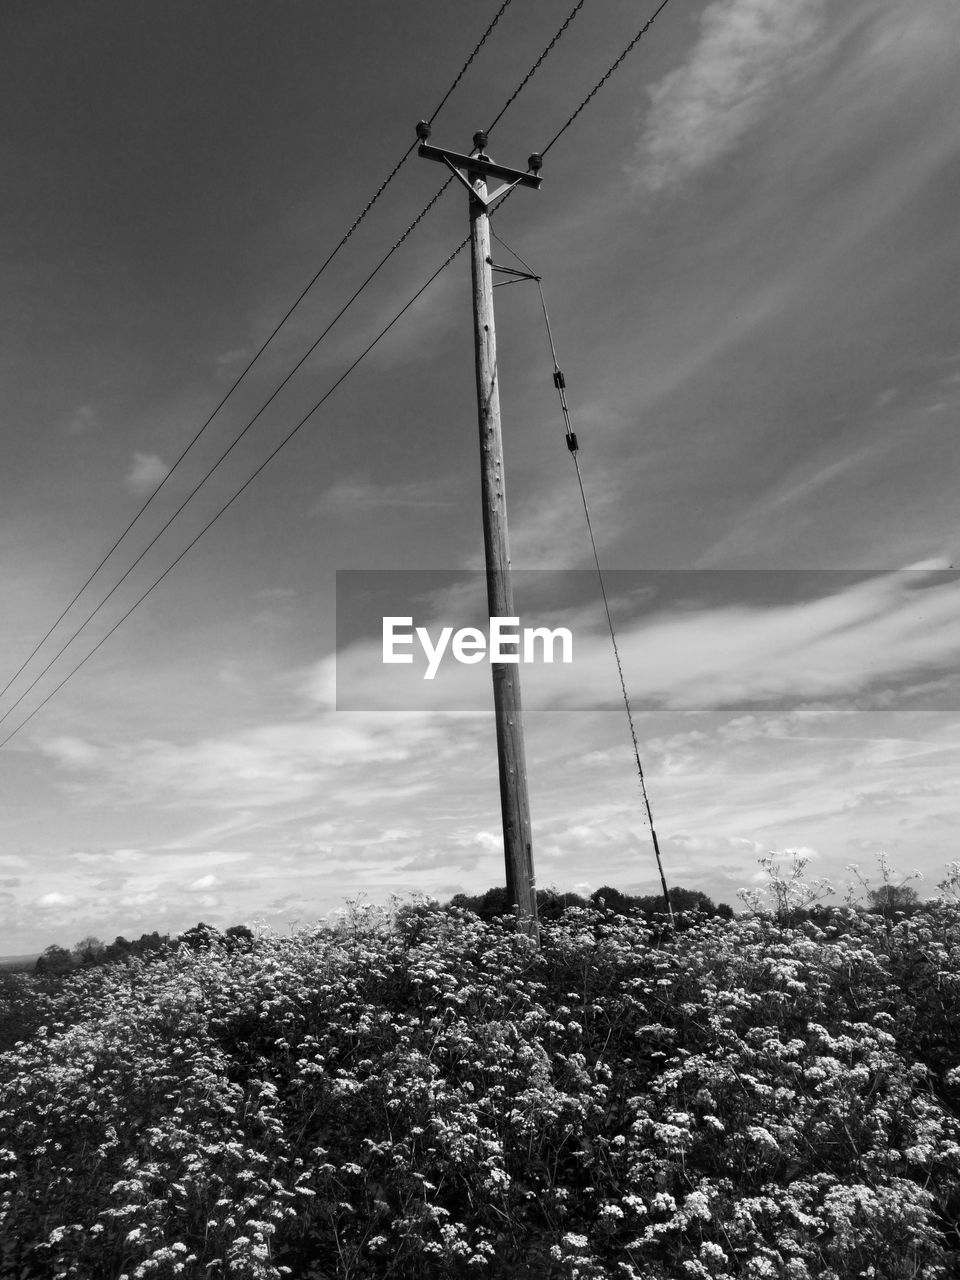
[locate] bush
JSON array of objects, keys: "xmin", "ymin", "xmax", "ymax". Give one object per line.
[{"xmin": 2, "ymin": 903, "xmax": 959, "ymax": 1278}]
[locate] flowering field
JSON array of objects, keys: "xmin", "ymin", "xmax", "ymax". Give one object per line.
[{"xmin": 2, "ymin": 898, "xmax": 959, "ymax": 1279}]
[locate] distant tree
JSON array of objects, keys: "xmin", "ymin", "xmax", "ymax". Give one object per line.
[
  {"xmin": 447, "ymin": 887, "xmax": 511, "ymax": 922},
  {"xmin": 35, "ymin": 945, "xmax": 73, "ymax": 975},
  {"xmin": 868, "ymin": 884, "xmax": 921, "ymax": 917},
  {"xmin": 104, "ymin": 935, "xmax": 132, "ymax": 963},
  {"xmin": 536, "ymin": 889, "xmax": 590, "ymax": 921},
  {"xmin": 71, "ymin": 936, "xmax": 106, "ymax": 965},
  {"xmin": 98, "ymin": 932, "xmax": 169, "ymax": 966},
  {"xmin": 178, "ymin": 922, "xmax": 225, "ymax": 951},
  {"xmin": 451, "ymin": 885, "xmax": 593, "ymax": 923},
  {"xmin": 224, "ymin": 924, "xmax": 255, "ymax": 952},
  {"xmin": 136, "ymin": 930, "xmax": 168, "ymax": 956},
  {"xmin": 590, "ymin": 886, "xmax": 636, "ymax": 916},
  {"xmin": 668, "ymin": 888, "xmax": 717, "ymax": 916},
  {"xmin": 628, "ymin": 888, "xmax": 735, "ymax": 928},
  {"xmin": 447, "ymin": 884, "xmax": 732, "ymax": 926}
]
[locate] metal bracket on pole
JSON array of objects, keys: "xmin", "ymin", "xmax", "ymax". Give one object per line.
[
  {"xmin": 489, "ymin": 262, "xmax": 541, "ymax": 282},
  {"xmin": 418, "ymin": 135, "xmax": 542, "ymax": 212}
]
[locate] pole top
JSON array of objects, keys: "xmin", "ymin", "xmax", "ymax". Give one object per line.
[{"xmin": 417, "ymin": 129, "xmax": 543, "ymax": 210}]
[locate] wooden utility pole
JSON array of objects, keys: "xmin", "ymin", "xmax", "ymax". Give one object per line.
[{"xmin": 418, "ymin": 126, "xmax": 542, "ymax": 940}]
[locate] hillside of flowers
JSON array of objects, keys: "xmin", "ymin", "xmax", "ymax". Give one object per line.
[{"xmin": 2, "ymin": 881, "xmax": 960, "ymax": 1279}]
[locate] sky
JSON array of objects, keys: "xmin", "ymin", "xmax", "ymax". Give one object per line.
[{"xmin": 2, "ymin": 0, "xmax": 959, "ymax": 953}]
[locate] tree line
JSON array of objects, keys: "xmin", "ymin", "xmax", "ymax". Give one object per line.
[
  {"xmin": 32, "ymin": 922, "xmax": 255, "ymax": 975},
  {"xmin": 25, "ymin": 879, "xmax": 926, "ymax": 979}
]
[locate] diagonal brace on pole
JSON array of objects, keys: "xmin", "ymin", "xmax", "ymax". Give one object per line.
[{"xmin": 417, "ymin": 127, "xmax": 542, "ymax": 211}]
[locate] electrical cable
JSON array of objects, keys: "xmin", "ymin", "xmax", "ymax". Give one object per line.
[
  {"xmin": 0, "ymin": 0, "xmax": 594, "ymax": 732},
  {"xmin": 1, "ymin": 0, "xmax": 668, "ymax": 746},
  {"xmin": 0, "ymin": 0, "xmax": 515, "ymax": 709},
  {"xmin": 430, "ymin": 0, "xmax": 515, "ymax": 125},
  {"xmin": 0, "ymin": 184, "xmax": 456, "ymax": 732},
  {"xmin": 540, "ymin": 0, "xmax": 675, "ymax": 156},
  {"xmin": 485, "ymin": 0, "xmax": 586, "ymax": 132},
  {"xmin": 0, "ymin": 239, "xmax": 469, "ymax": 751},
  {"xmin": 492, "ymin": 230, "xmax": 675, "ymax": 924}
]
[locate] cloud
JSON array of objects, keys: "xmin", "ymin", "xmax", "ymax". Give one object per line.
[
  {"xmin": 314, "ymin": 477, "xmax": 455, "ymax": 519},
  {"xmin": 759, "ymin": 449, "xmax": 879, "ymax": 515},
  {"xmin": 43, "ymin": 711, "xmax": 458, "ymax": 822},
  {"xmin": 506, "ymin": 473, "xmax": 625, "ymax": 569},
  {"xmin": 399, "ymin": 845, "xmax": 483, "ymax": 874},
  {"xmin": 125, "ymin": 451, "xmax": 170, "ymax": 495},
  {"xmin": 37, "ymin": 891, "xmax": 72, "ymax": 908},
  {"xmin": 471, "ymin": 831, "xmax": 502, "ymax": 855},
  {"xmin": 187, "ymin": 873, "xmax": 219, "ymax": 891},
  {"xmin": 324, "ymin": 568, "xmax": 960, "ymax": 716},
  {"xmin": 602, "ymin": 570, "xmax": 960, "ymax": 713},
  {"xmin": 635, "ymin": 0, "xmax": 829, "ymax": 192},
  {"xmin": 71, "ymin": 848, "xmax": 146, "ymax": 865},
  {"xmin": 669, "ymin": 832, "xmax": 765, "ymax": 856},
  {"xmin": 766, "ymin": 845, "xmax": 821, "ymax": 863},
  {"xmin": 64, "ymin": 405, "xmax": 99, "ymax": 436},
  {"xmin": 40, "ymin": 736, "xmax": 103, "ymax": 769}
]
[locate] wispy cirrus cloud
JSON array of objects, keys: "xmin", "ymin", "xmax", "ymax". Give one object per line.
[
  {"xmin": 41, "ymin": 711, "xmax": 458, "ymax": 818},
  {"xmin": 313, "ymin": 476, "xmax": 455, "ymax": 519},
  {"xmin": 635, "ymin": 0, "xmax": 829, "ymax": 192},
  {"xmin": 331, "ymin": 567, "xmax": 960, "ymax": 715},
  {"xmin": 578, "ymin": 567, "xmax": 960, "ymax": 714}
]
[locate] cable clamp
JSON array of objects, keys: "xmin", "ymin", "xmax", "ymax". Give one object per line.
[
  {"xmin": 565, "ymin": 432, "xmax": 579, "ymax": 453},
  {"xmin": 553, "ymin": 368, "xmax": 565, "ymax": 390}
]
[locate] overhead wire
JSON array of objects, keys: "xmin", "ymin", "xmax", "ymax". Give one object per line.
[
  {"xmin": 485, "ymin": 0, "xmax": 586, "ymax": 133},
  {"xmin": 486, "ymin": 0, "xmax": 682, "ymax": 921},
  {"xmin": 491, "ymin": 0, "xmax": 681, "ymax": 919},
  {"xmin": 0, "ymin": 182, "xmax": 455, "ymax": 732},
  {"xmin": 0, "ymin": 0, "xmax": 594, "ymax": 743},
  {"xmin": 429, "ymin": 0, "xmax": 515, "ymax": 124},
  {"xmin": 491, "ymin": 227, "xmax": 676, "ymax": 925},
  {"xmin": 0, "ymin": 239, "xmax": 470, "ymax": 751},
  {"xmin": 540, "ymin": 0, "xmax": 675, "ymax": 156},
  {"xmin": 0, "ymin": 0, "xmax": 516, "ymax": 710}
]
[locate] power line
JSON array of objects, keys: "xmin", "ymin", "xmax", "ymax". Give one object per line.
[
  {"xmin": 0, "ymin": 240, "xmax": 469, "ymax": 751},
  {"xmin": 1, "ymin": 0, "xmax": 662, "ymax": 744},
  {"xmin": 0, "ymin": 0, "xmax": 587, "ymax": 733},
  {"xmin": 491, "ymin": 228, "xmax": 675, "ymax": 924},
  {"xmin": 0, "ymin": 183, "xmax": 455, "ymax": 733},
  {"xmin": 540, "ymin": 0, "xmax": 675, "ymax": 156},
  {"xmin": 429, "ymin": 0, "xmax": 515, "ymax": 124},
  {"xmin": 0, "ymin": 0, "xmax": 592, "ymax": 734},
  {"xmin": 0, "ymin": 0, "xmax": 515, "ymax": 710},
  {"xmin": 485, "ymin": 0, "xmax": 586, "ymax": 132},
  {"xmin": 1, "ymin": 0, "xmax": 586, "ymax": 737}
]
